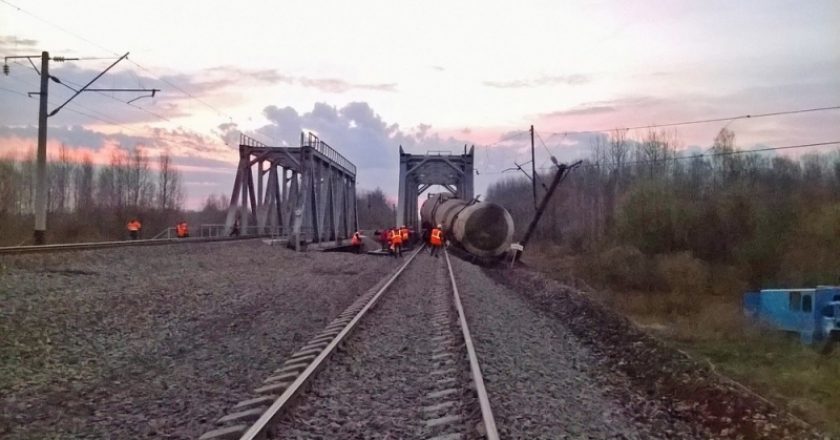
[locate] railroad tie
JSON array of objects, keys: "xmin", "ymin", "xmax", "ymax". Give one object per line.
[{"xmin": 198, "ymin": 424, "xmax": 247, "ymax": 440}]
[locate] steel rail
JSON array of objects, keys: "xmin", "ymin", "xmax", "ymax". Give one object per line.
[
  {"xmin": 0, "ymin": 235, "xmax": 268, "ymax": 255},
  {"xmin": 238, "ymin": 246, "xmax": 422, "ymax": 440},
  {"xmin": 444, "ymin": 249, "xmax": 500, "ymax": 440}
]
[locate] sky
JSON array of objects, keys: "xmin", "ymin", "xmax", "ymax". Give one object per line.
[{"xmin": 0, "ymin": 0, "xmax": 838, "ymax": 208}]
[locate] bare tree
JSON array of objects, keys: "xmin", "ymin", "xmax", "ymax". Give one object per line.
[
  {"xmin": 157, "ymin": 150, "xmax": 183, "ymax": 212},
  {"xmin": 52, "ymin": 143, "xmax": 73, "ymax": 213},
  {"xmin": 74, "ymin": 154, "xmax": 95, "ymax": 213},
  {"xmin": 0, "ymin": 154, "xmax": 16, "ymax": 217},
  {"xmin": 128, "ymin": 147, "xmax": 154, "ymax": 209}
]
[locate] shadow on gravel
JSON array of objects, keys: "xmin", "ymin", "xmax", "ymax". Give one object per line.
[{"xmin": 485, "ymin": 266, "xmax": 826, "ymax": 440}]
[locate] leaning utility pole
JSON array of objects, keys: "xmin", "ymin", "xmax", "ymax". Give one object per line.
[
  {"xmin": 3, "ymin": 51, "xmax": 158, "ymax": 244},
  {"xmin": 530, "ymin": 124, "xmax": 537, "ymax": 210},
  {"xmin": 520, "ymin": 159, "xmax": 582, "ymax": 249}
]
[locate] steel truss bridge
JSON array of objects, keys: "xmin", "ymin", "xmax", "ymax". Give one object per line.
[{"xmin": 225, "ymin": 132, "xmax": 358, "ymax": 249}]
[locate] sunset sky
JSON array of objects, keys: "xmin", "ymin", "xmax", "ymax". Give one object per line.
[{"xmin": 1, "ymin": 0, "xmax": 838, "ymax": 207}]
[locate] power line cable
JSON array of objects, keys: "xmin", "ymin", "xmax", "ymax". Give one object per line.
[
  {"xmin": 55, "ymin": 75, "xmax": 172, "ymax": 122},
  {"xmin": 0, "ymin": 85, "xmax": 28, "ymax": 98},
  {"xmin": 2, "ymin": 76, "xmax": 153, "ymax": 136},
  {"xmin": 538, "ymin": 141, "xmax": 840, "ymax": 171},
  {"xmin": 545, "ymin": 105, "xmax": 840, "ymax": 139},
  {"xmin": 7, "ymin": 52, "xmax": 173, "ymax": 126},
  {"xmin": 4, "ymin": 69, "xmax": 151, "ymax": 133},
  {"xmin": 0, "ymin": 0, "xmax": 237, "ymax": 123},
  {"xmin": 535, "ymin": 131, "xmax": 554, "ymax": 157},
  {"xmin": 483, "ymin": 130, "xmax": 529, "ymax": 148}
]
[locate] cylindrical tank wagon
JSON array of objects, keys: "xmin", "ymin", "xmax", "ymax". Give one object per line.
[{"xmin": 419, "ymin": 193, "xmax": 514, "ymax": 259}]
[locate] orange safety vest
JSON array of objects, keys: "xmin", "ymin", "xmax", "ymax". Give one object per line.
[
  {"xmin": 400, "ymin": 228, "xmax": 409, "ymax": 241},
  {"xmin": 389, "ymin": 229, "xmax": 402, "ymax": 245},
  {"xmin": 127, "ymin": 220, "xmax": 141, "ymax": 231},
  {"xmin": 430, "ymin": 228, "xmax": 443, "ymax": 246},
  {"xmin": 176, "ymin": 222, "xmax": 189, "ymax": 237},
  {"xmin": 351, "ymin": 232, "xmax": 361, "ymax": 246}
]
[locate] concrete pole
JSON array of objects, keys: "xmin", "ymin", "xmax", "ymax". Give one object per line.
[
  {"xmin": 33, "ymin": 51, "xmax": 49, "ymax": 245},
  {"xmin": 530, "ymin": 125, "xmax": 537, "ymax": 211}
]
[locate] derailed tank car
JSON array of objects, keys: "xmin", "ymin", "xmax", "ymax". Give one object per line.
[{"xmin": 420, "ymin": 193, "xmax": 514, "ymax": 260}]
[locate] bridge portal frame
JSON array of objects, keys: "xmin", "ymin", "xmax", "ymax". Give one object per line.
[{"xmin": 396, "ymin": 145, "xmax": 474, "ymax": 230}]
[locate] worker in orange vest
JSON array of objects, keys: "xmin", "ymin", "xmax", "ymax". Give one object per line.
[
  {"xmin": 388, "ymin": 227, "xmax": 403, "ymax": 258},
  {"xmin": 351, "ymin": 231, "xmax": 363, "ymax": 254},
  {"xmin": 429, "ymin": 224, "xmax": 444, "ymax": 258},
  {"xmin": 176, "ymin": 221, "xmax": 189, "ymax": 238},
  {"xmin": 399, "ymin": 225, "xmax": 410, "ymax": 248},
  {"xmin": 126, "ymin": 218, "xmax": 142, "ymax": 240}
]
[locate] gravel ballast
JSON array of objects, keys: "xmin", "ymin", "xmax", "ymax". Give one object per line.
[
  {"xmin": 450, "ymin": 257, "xmax": 697, "ymax": 439},
  {"xmin": 272, "ymin": 252, "xmax": 450, "ymax": 439},
  {"xmin": 482, "ymin": 264, "xmax": 825, "ymax": 439},
  {"xmin": 0, "ymin": 240, "xmax": 398, "ymax": 439}
]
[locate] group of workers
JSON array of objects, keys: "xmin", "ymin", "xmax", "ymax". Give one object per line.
[
  {"xmin": 126, "ymin": 217, "xmax": 445, "ymax": 254},
  {"xmin": 352, "ymin": 223, "xmax": 445, "ymax": 258},
  {"xmin": 124, "ymin": 218, "xmax": 190, "ymax": 240}
]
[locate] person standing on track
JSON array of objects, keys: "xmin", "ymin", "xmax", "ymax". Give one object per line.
[
  {"xmin": 351, "ymin": 230, "xmax": 363, "ymax": 254},
  {"xmin": 429, "ymin": 224, "xmax": 444, "ymax": 258},
  {"xmin": 389, "ymin": 227, "xmax": 403, "ymax": 258},
  {"xmin": 126, "ymin": 218, "xmax": 142, "ymax": 240}
]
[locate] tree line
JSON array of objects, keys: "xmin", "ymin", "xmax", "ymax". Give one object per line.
[
  {"xmin": 0, "ymin": 145, "xmax": 184, "ymax": 245},
  {"xmin": 488, "ymin": 128, "xmax": 840, "ymax": 295}
]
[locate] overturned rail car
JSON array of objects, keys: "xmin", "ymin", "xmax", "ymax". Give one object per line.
[{"xmin": 420, "ymin": 193, "xmax": 514, "ymax": 259}]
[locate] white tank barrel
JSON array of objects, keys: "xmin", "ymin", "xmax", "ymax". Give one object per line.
[{"xmin": 420, "ymin": 193, "xmax": 514, "ymax": 258}]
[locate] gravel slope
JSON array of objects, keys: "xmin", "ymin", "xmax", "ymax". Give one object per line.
[
  {"xmin": 272, "ymin": 252, "xmax": 446, "ymax": 439},
  {"xmin": 450, "ymin": 257, "xmax": 696, "ymax": 439},
  {"xmin": 483, "ymin": 265, "xmax": 825, "ymax": 440},
  {"xmin": 0, "ymin": 241, "xmax": 398, "ymax": 439}
]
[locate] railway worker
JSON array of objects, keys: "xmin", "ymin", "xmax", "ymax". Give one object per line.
[
  {"xmin": 429, "ymin": 224, "xmax": 444, "ymax": 258},
  {"xmin": 351, "ymin": 230, "xmax": 363, "ymax": 254},
  {"xmin": 126, "ymin": 218, "xmax": 142, "ymax": 240},
  {"xmin": 389, "ymin": 227, "xmax": 403, "ymax": 258},
  {"xmin": 229, "ymin": 217, "xmax": 241, "ymax": 237},
  {"xmin": 176, "ymin": 221, "xmax": 189, "ymax": 238}
]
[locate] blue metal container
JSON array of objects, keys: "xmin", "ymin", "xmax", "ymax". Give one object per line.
[{"xmin": 743, "ymin": 286, "xmax": 840, "ymax": 344}]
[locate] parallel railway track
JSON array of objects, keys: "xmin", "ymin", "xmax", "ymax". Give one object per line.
[
  {"xmin": 0, "ymin": 235, "xmax": 267, "ymax": 255},
  {"xmin": 200, "ymin": 247, "xmax": 499, "ymax": 440}
]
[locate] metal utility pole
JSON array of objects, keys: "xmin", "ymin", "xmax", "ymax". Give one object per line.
[
  {"xmin": 530, "ymin": 125, "xmax": 537, "ymax": 210},
  {"xmin": 3, "ymin": 51, "xmax": 158, "ymax": 244}
]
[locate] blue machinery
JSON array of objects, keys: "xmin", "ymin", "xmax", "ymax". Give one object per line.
[{"xmin": 744, "ymin": 286, "xmax": 840, "ymax": 344}]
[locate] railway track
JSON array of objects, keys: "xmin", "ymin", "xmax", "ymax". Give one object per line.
[
  {"xmin": 0, "ymin": 235, "xmax": 267, "ymax": 255},
  {"xmin": 199, "ymin": 247, "xmax": 499, "ymax": 440}
]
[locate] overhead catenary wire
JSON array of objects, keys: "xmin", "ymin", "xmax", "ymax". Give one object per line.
[
  {"xmin": 6, "ymin": 69, "xmax": 133, "ymax": 127},
  {"xmin": 544, "ymin": 105, "xmax": 840, "ymax": 139},
  {"xmin": 11, "ymin": 52, "xmax": 174, "ymax": 124},
  {"xmin": 483, "ymin": 141, "xmax": 840, "ymax": 176},
  {"xmin": 535, "ymin": 131, "xmax": 556, "ymax": 159},
  {"xmin": 541, "ymin": 141, "xmax": 840, "ymax": 171},
  {"xmin": 3, "ymin": 72, "xmax": 156, "ymax": 136},
  {"xmin": 0, "ymin": 0, "xmax": 237, "ymax": 124}
]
